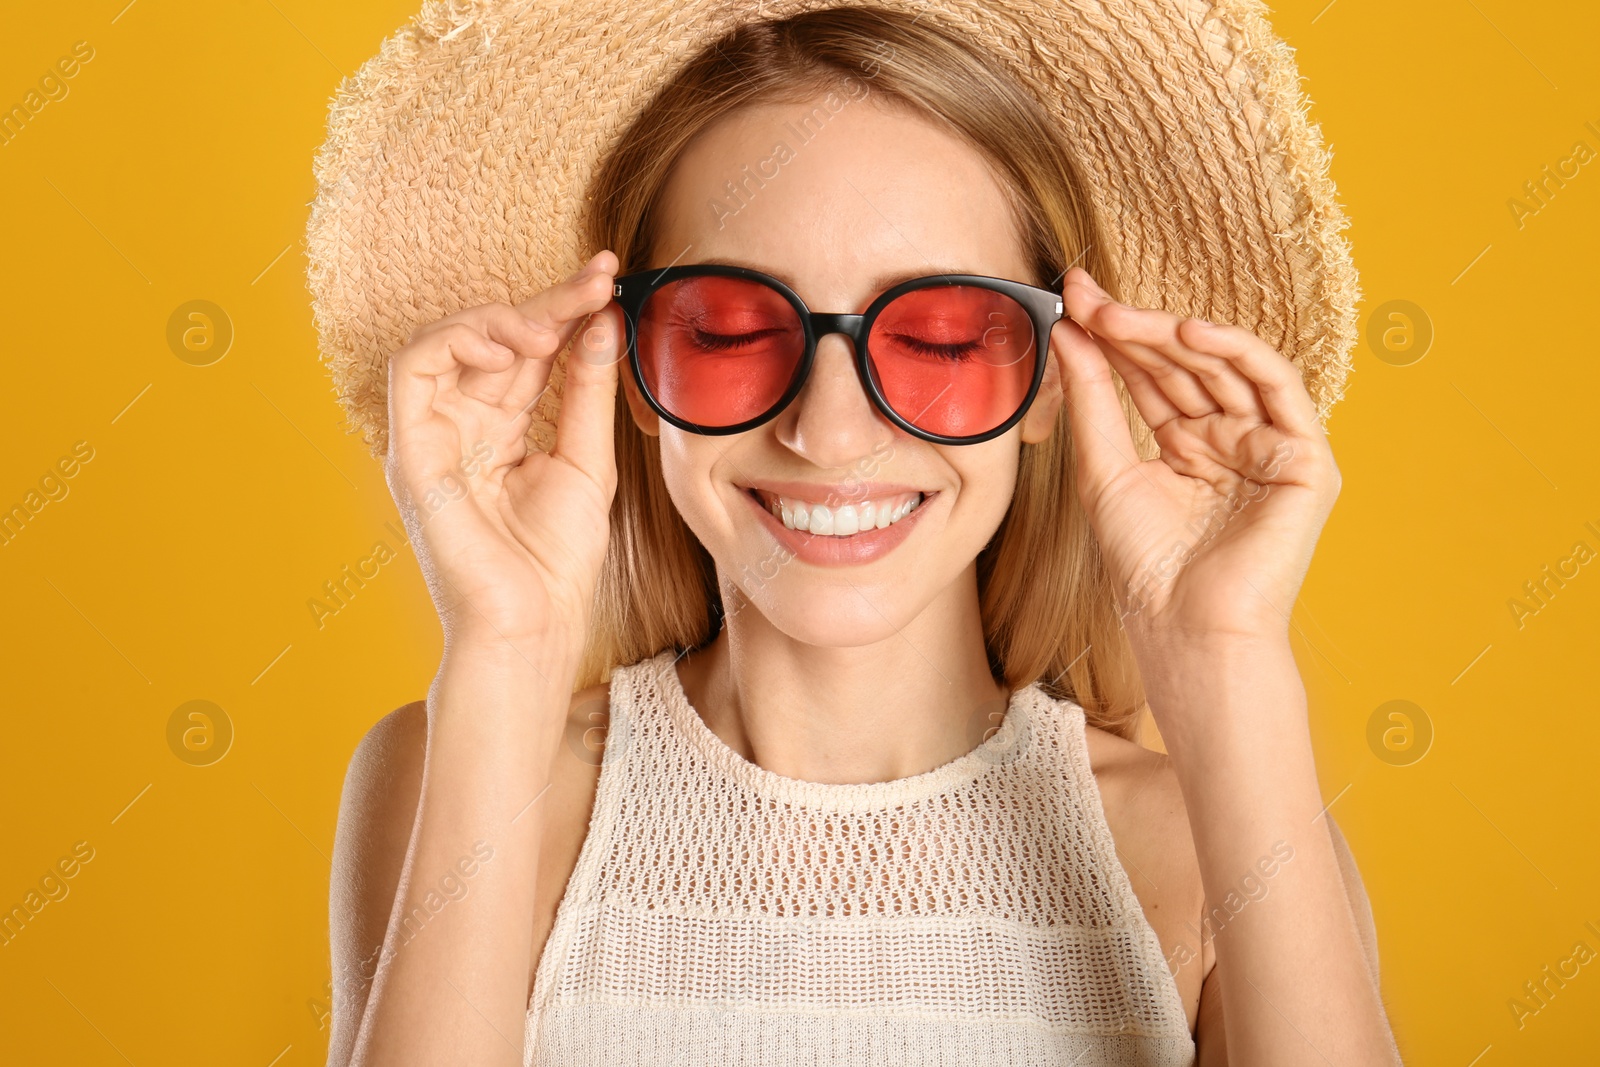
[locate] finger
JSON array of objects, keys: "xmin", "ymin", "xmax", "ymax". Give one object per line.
[
  {"xmin": 404, "ymin": 306, "xmax": 550, "ymax": 413},
  {"xmin": 454, "ymin": 303, "xmax": 561, "ymax": 408},
  {"xmin": 1064, "ymin": 272, "xmax": 1220, "ymax": 419},
  {"xmin": 1120, "ymin": 303, "xmax": 1267, "ymax": 422},
  {"xmin": 1176, "ymin": 318, "xmax": 1320, "ymax": 437},
  {"xmin": 549, "ymin": 302, "xmax": 623, "ymax": 488},
  {"xmin": 1053, "ymin": 318, "xmax": 1142, "ymax": 491},
  {"xmin": 416, "ymin": 250, "xmax": 618, "ymax": 393},
  {"xmin": 500, "ymin": 348, "xmax": 554, "ymax": 423},
  {"xmin": 475, "ymin": 396, "xmax": 535, "ymax": 475},
  {"xmin": 490, "ymin": 270, "xmax": 620, "ymax": 418},
  {"xmin": 1161, "ymin": 331, "xmax": 1268, "ymax": 421},
  {"xmin": 1105, "ymin": 303, "xmax": 1270, "ymax": 421},
  {"xmin": 500, "ymin": 272, "xmax": 620, "ymax": 426},
  {"xmin": 389, "ymin": 322, "xmax": 516, "ymax": 439},
  {"xmin": 1095, "ymin": 339, "xmax": 1185, "ymax": 431},
  {"xmin": 423, "ymin": 255, "xmax": 622, "ymax": 418},
  {"xmin": 517, "ymin": 250, "xmax": 619, "ymax": 345}
]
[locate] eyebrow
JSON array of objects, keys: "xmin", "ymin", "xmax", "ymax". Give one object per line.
[{"xmin": 687, "ymin": 258, "xmax": 981, "ymax": 303}]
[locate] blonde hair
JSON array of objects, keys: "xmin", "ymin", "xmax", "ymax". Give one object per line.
[{"xmin": 574, "ymin": 4, "xmax": 1152, "ymax": 740}]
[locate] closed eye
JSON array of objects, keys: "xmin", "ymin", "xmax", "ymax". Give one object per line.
[
  {"xmin": 887, "ymin": 334, "xmax": 982, "ymax": 361},
  {"xmin": 692, "ymin": 328, "xmax": 789, "ymax": 351}
]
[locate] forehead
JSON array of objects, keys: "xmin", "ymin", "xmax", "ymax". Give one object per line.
[{"xmin": 649, "ymin": 92, "xmax": 1032, "ymax": 308}]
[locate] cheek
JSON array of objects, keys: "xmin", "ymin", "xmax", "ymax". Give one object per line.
[
  {"xmin": 944, "ymin": 446, "xmax": 1021, "ymax": 536},
  {"xmin": 656, "ymin": 432, "xmax": 742, "ymax": 548}
]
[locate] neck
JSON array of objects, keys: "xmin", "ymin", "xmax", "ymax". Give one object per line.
[{"xmin": 675, "ymin": 569, "xmax": 1010, "ymax": 785}]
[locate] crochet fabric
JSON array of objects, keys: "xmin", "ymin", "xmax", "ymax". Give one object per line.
[{"xmin": 524, "ymin": 649, "xmax": 1196, "ymax": 1066}]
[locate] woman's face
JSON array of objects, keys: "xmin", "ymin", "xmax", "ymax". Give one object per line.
[{"xmin": 622, "ymin": 89, "xmax": 1064, "ymax": 646}]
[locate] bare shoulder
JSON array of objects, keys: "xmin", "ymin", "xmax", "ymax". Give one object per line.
[
  {"xmin": 326, "ymin": 684, "xmax": 613, "ymax": 1066},
  {"xmin": 1081, "ymin": 722, "xmax": 1197, "ymax": 884},
  {"xmin": 1079, "ymin": 721, "xmax": 1381, "ymax": 1046},
  {"xmin": 1081, "ymin": 721, "xmax": 1207, "ymax": 1032},
  {"xmin": 533, "ymin": 679, "xmax": 614, "ymax": 980},
  {"xmin": 331, "ymin": 701, "xmax": 427, "ymax": 939},
  {"xmin": 328, "ymin": 701, "xmax": 428, "ymax": 1067}
]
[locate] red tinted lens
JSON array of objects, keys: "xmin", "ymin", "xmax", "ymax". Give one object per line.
[
  {"xmin": 636, "ymin": 275, "xmax": 804, "ymax": 428},
  {"xmin": 866, "ymin": 285, "xmax": 1037, "ymax": 437}
]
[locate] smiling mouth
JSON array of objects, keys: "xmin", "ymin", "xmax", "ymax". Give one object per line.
[{"xmin": 747, "ymin": 487, "xmax": 928, "ymax": 536}]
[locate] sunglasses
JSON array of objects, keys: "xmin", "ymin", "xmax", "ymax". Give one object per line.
[{"xmin": 611, "ymin": 264, "xmax": 1066, "ymax": 445}]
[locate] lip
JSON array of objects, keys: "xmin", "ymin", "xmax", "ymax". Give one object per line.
[{"xmin": 740, "ymin": 485, "xmax": 936, "ymax": 567}]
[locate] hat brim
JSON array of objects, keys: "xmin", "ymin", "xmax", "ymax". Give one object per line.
[{"xmin": 306, "ymin": 0, "xmax": 1358, "ymax": 461}]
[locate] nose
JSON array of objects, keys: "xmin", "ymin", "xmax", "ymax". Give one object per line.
[{"xmin": 775, "ymin": 325, "xmax": 896, "ymax": 468}]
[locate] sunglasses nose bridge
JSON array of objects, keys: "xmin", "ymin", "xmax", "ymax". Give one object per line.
[
  {"xmin": 800, "ymin": 311, "xmax": 874, "ymax": 400},
  {"xmin": 807, "ymin": 312, "xmax": 866, "ymax": 343}
]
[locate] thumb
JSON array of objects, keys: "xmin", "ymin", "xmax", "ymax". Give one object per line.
[
  {"xmin": 550, "ymin": 302, "xmax": 622, "ymax": 485},
  {"xmin": 1056, "ymin": 319, "xmax": 1140, "ymax": 494}
]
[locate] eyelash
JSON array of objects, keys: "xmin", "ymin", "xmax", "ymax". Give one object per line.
[
  {"xmin": 693, "ymin": 329, "xmax": 980, "ymax": 361},
  {"xmin": 892, "ymin": 335, "xmax": 981, "ymax": 361},
  {"xmin": 692, "ymin": 329, "xmax": 784, "ymax": 351}
]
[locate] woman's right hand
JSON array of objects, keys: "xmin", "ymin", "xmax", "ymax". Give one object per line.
[{"xmin": 383, "ymin": 249, "xmax": 623, "ymax": 657}]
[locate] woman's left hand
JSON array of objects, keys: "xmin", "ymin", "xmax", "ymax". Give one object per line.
[{"xmin": 1051, "ymin": 267, "xmax": 1342, "ymax": 647}]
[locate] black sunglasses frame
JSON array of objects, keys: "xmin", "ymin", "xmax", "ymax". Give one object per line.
[{"xmin": 610, "ymin": 264, "xmax": 1066, "ymax": 446}]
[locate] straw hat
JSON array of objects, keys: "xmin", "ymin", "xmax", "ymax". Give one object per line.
[{"xmin": 305, "ymin": 0, "xmax": 1359, "ymax": 462}]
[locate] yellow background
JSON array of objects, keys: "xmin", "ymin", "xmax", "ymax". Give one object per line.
[{"xmin": 1, "ymin": 1, "xmax": 1595, "ymax": 1063}]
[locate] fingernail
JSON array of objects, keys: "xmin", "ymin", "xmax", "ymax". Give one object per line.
[{"xmin": 1073, "ymin": 272, "xmax": 1109, "ymax": 298}]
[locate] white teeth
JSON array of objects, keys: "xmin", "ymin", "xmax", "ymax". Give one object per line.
[{"xmin": 761, "ymin": 490, "xmax": 925, "ymax": 536}]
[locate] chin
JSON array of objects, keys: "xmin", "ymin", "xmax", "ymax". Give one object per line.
[{"xmin": 718, "ymin": 571, "xmax": 918, "ymax": 647}]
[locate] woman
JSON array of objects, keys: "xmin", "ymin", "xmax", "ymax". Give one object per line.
[{"xmin": 308, "ymin": 3, "xmax": 1399, "ymax": 1065}]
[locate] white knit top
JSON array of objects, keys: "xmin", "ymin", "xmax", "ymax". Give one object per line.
[{"xmin": 524, "ymin": 649, "xmax": 1196, "ymax": 1066}]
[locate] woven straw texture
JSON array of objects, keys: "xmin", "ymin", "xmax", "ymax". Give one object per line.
[
  {"xmin": 522, "ymin": 649, "xmax": 1197, "ymax": 1065},
  {"xmin": 305, "ymin": 0, "xmax": 1359, "ymax": 462}
]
